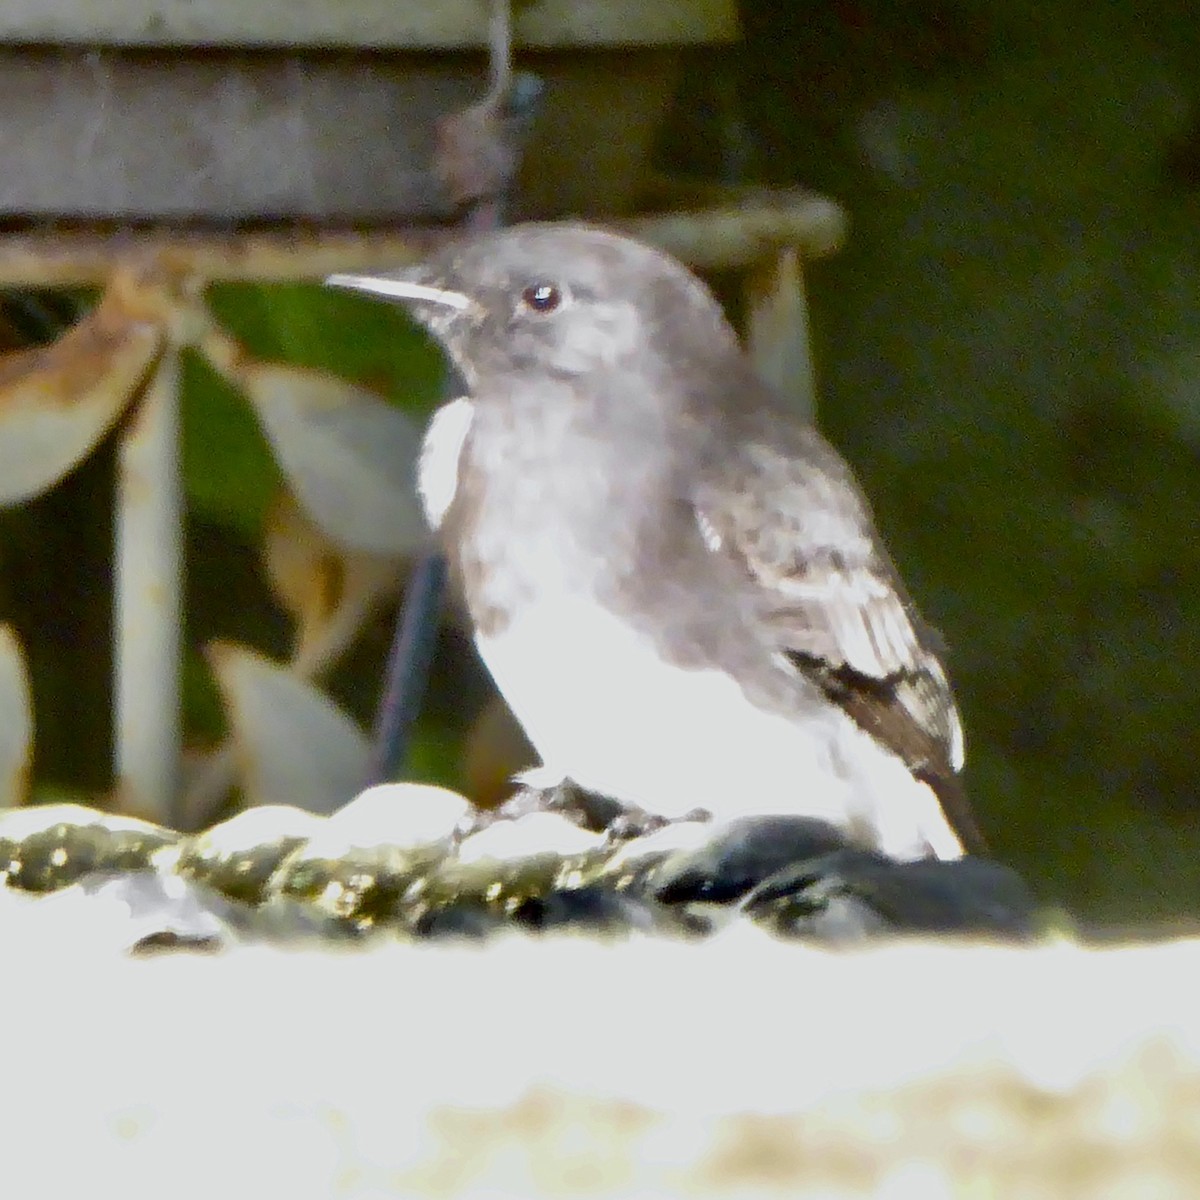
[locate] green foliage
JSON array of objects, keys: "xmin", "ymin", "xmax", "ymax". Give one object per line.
[
  {"xmin": 185, "ymin": 284, "xmax": 446, "ymax": 540},
  {"xmin": 206, "ymin": 283, "xmax": 446, "ymax": 406},
  {"xmin": 180, "ymin": 348, "xmax": 280, "ymax": 540},
  {"xmin": 178, "ymin": 284, "xmax": 456, "ymax": 782}
]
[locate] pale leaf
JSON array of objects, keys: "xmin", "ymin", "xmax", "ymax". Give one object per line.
[
  {"xmin": 0, "ymin": 286, "xmax": 161, "ymax": 505},
  {"xmin": 0, "ymin": 624, "xmax": 32, "ymax": 808},
  {"xmin": 206, "ymin": 640, "xmax": 370, "ymax": 815},
  {"xmin": 237, "ymin": 360, "xmax": 428, "ymax": 556}
]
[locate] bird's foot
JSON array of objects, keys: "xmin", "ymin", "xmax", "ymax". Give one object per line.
[
  {"xmin": 487, "ymin": 777, "xmax": 622, "ymax": 833},
  {"xmin": 477, "ymin": 771, "xmax": 713, "ymax": 843},
  {"xmin": 604, "ymin": 805, "xmax": 713, "ymax": 845}
]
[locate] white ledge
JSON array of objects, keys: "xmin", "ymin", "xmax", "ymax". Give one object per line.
[{"xmin": 4, "ymin": 918, "xmax": 1198, "ymax": 1196}]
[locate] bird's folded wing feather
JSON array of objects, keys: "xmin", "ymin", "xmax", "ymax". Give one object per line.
[{"xmin": 694, "ymin": 424, "xmax": 984, "ymax": 851}]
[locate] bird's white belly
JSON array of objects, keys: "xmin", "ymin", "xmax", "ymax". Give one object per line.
[{"xmin": 476, "ymin": 593, "xmax": 963, "ymax": 862}]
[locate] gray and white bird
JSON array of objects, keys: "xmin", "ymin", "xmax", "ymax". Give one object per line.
[{"xmin": 327, "ymin": 223, "xmax": 984, "ymax": 862}]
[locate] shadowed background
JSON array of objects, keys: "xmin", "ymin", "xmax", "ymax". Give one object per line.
[{"xmin": 716, "ymin": 0, "xmax": 1200, "ymax": 919}]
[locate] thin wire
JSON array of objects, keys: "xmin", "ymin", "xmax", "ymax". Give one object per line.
[{"xmin": 366, "ymin": 0, "xmax": 528, "ymax": 785}]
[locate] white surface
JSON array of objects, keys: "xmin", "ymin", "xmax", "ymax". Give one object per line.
[{"xmin": 3, "ymin": 906, "xmax": 1199, "ymax": 1197}]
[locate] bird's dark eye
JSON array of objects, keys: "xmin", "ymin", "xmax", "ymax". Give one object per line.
[{"xmin": 521, "ymin": 282, "xmax": 562, "ymax": 314}]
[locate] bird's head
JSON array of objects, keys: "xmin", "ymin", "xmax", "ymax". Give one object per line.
[{"xmin": 326, "ymin": 223, "xmax": 739, "ymax": 396}]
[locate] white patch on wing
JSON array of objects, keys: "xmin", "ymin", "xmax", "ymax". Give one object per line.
[
  {"xmin": 695, "ymin": 511, "xmax": 724, "ymax": 553},
  {"xmin": 766, "ymin": 565, "xmax": 922, "ymax": 682},
  {"xmin": 940, "ymin": 670, "xmax": 967, "ymax": 771},
  {"xmin": 417, "ymin": 397, "xmax": 474, "ymax": 530},
  {"xmin": 950, "ymin": 713, "xmax": 965, "ymax": 772},
  {"xmin": 477, "ymin": 593, "xmax": 964, "ymax": 862}
]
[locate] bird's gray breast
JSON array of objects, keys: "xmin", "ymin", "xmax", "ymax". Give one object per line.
[{"xmin": 432, "ymin": 380, "xmax": 710, "ymax": 641}]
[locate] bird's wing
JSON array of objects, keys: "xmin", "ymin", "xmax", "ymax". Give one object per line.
[{"xmin": 694, "ymin": 423, "xmax": 985, "ymax": 852}]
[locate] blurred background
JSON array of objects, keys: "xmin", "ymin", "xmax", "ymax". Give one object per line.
[
  {"xmin": 1, "ymin": 0, "xmax": 1197, "ymax": 921},
  {"xmin": 725, "ymin": 0, "xmax": 1200, "ymax": 920}
]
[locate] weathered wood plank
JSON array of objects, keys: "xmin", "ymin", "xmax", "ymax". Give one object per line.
[
  {"xmin": 0, "ymin": 48, "xmax": 677, "ymax": 219},
  {"xmin": 0, "ymin": 0, "xmax": 737, "ymax": 49}
]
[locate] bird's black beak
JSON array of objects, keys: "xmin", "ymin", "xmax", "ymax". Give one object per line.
[{"xmin": 324, "ymin": 268, "xmax": 471, "ymax": 312}]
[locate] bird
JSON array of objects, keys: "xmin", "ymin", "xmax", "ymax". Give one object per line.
[{"xmin": 326, "ymin": 223, "xmax": 985, "ymax": 862}]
